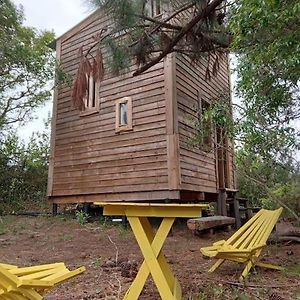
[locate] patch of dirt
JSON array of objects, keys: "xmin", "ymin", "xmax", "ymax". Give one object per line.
[{"xmin": 0, "ymin": 216, "xmax": 299, "ymax": 299}]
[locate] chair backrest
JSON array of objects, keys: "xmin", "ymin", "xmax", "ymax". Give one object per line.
[
  {"xmin": 224, "ymin": 208, "xmax": 283, "ymax": 250},
  {"xmin": 0, "ymin": 264, "xmax": 20, "ymax": 293}
]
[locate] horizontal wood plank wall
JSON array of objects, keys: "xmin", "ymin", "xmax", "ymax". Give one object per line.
[
  {"xmin": 51, "ymin": 11, "xmax": 169, "ymax": 200},
  {"xmin": 175, "ymin": 54, "xmax": 232, "ymax": 193}
]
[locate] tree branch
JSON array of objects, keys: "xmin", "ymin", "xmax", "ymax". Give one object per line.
[
  {"xmin": 133, "ymin": 14, "xmax": 182, "ymax": 31},
  {"xmin": 133, "ymin": 0, "xmax": 226, "ymax": 76}
]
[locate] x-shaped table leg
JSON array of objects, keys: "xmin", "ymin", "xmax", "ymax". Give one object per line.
[{"xmin": 124, "ymin": 216, "xmax": 181, "ymax": 300}]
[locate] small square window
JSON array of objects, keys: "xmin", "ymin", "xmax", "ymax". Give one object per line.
[{"xmin": 115, "ymin": 97, "xmax": 132, "ymax": 132}]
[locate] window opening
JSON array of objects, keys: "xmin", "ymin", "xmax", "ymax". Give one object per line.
[
  {"xmin": 148, "ymin": 0, "xmax": 161, "ymax": 17},
  {"xmin": 120, "ymin": 102, "xmax": 128, "ymax": 125},
  {"xmin": 115, "ymin": 97, "xmax": 132, "ymax": 132},
  {"xmin": 198, "ymin": 96, "xmax": 212, "ymax": 149}
]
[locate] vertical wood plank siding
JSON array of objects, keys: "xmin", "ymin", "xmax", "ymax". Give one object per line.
[
  {"xmin": 51, "ymin": 11, "xmax": 168, "ymax": 197},
  {"xmin": 175, "ymin": 54, "xmax": 233, "ymax": 193}
]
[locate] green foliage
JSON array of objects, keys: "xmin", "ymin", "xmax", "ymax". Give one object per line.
[
  {"xmin": 0, "ymin": 123, "xmax": 50, "ymax": 215},
  {"xmin": 188, "ymin": 93, "xmax": 234, "ymax": 152},
  {"xmin": 236, "ymin": 148, "xmax": 300, "ymax": 216},
  {"xmin": 230, "ymin": 0, "xmax": 300, "ymax": 157},
  {"xmin": 86, "ymin": 0, "xmax": 230, "ymax": 75},
  {"xmin": 103, "ymin": 37, "xmax": 130, "ymax": 75},
  {"xmin": 262, "ymin": 173, "xmax": 300, "ymax": 214},
  {"xmin": 75, "ymin": 210, "xmax": 90, "ymax": 225},
  {"xmin": 55, "ymin": 62, "xmax": 73, "ymax": 87},
  {"xmin": 0, "ymin": 0, "xmax": 55, "ymax": 131},
  {"xmin": 91, "ymin": 256, "xmax": 103, "ymax": 268}
]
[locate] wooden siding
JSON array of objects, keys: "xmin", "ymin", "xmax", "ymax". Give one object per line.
[
  {"xmin": 50, "ymin": 10, "xmax": 169, "ymax": 199},
  {"xmin": 175, "ymin": 54, "xmax": 234, "ymax": 193}
]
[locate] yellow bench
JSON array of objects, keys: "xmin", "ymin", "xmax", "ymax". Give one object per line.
[
  {"xmin": 0, "ymin": 262, "xmax": 85, "ymax": 299},
  {"xmin": 200, "ymin": 208, "xmax": 284, "ymax": 281}
]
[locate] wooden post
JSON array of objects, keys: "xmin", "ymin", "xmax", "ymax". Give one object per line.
[
  {"xmin": 233, "ymin": 196, "xmax": 241, "ymax": 228},
  {"xmin": 217, "ymin": 190, "xmax": 227, "ymax": 216},
  {"xmin": 244, "ymin": 199, "xmax": 253, "ymax": 220},
  {"xmin": 83, "ymin": 202, "xmax": 90, "ymax": 215},
  {"xmin": 164, "ymin": 53, "xmax": 181, "ymax": 190},
  {"xmin": 122, "ymin": 216, "xmax": 128, "ymax": 229},
  {"xmin": 52, "ymin": 204, "xmax": 58, "ymax": 216},
  {"xmin": 217, "ymin": 192, "xmax": 222, "ymax": 215}
]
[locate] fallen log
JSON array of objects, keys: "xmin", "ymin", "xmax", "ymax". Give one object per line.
[{"xmin": 187, "ymin": 216, "xmax": 235, "ymax": 232}]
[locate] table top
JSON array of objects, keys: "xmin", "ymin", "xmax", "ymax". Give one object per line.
[{"xmin": 94, "ymin": 202, "xmax": 208, "ymax": 218}]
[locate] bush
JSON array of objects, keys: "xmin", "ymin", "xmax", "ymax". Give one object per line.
[{"xmin": 0, "ymin": 128, "xmax": 49, "ymax": 214}]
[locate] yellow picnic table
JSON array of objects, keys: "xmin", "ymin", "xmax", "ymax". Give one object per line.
[{"xmin": 94, "ymin": 202, "xmax": 208, "ymax": 300}]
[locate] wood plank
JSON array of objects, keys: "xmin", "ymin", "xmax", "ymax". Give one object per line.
[
  {"xmin": 187, "ymin": 216, "xmax": 235, "ymax": 231},
  {"xmin": 54, "ymin": 128, "xmax": 166, "ymax": 154},
  {"xmin": 53, "ymin": 168, "xmax": 168, "ymax": 185},
  {"xmin": 53, "ymin": 154, "xmax": 167, "ymax": 173},
  {"xmin": 175, "ymin": 53, "xmax": 230, "ymax": 194},
  {"xmin": 56, "ymin": 107, "xmax": 165, "ymax": 131},
  {"xmin": 54, "ymin": 148, "xmax": 167, "ymax": 168},
  {"xmin": 47, "ymin": 39, "xmax": 61, "ymax": 197},
  {"xmin": 54, "ymin": 113, "xmax": 166, "ymax": 141},
  {"xmin": 180, "ymin": 183, "xmax": 217, "ymax": 193},
  {"xmin": 181, "ymin": 175, "xmax": 216, "ymax": 188},
  {"xmin": 176, "ymin": 55, "xmax": 229, "ymax": 100},
  {"xmin": 54, "ymin": 140, "xmax": 167, "ymax": 163},
  {"xmin": 181, "ymin": 167, "xmax": 216, "ymax": 180},
  {"xmin": 50, "ymin": 190, "xmax": 181, "ymax": 204},
  {"xmin": 53, "ymin": 160, "xmax": 167, "ymax": 179},
  {"xmin": 56, "ymin": 84, "xmax": 165, "ymax": 113},
  {"xmin": 55, "ymin": 121, "xmax": 167, "ymax": 146},
  {"xmin": 164, "ymin": 53, "xmax": 181, "ymax": 190},
  {"xmin": 52, "ymin": 182, "xmax": 169, "ymax": 196},
  {"xmin": 55, "ymin": 106, "xmax": 166, "ymax": 135}
]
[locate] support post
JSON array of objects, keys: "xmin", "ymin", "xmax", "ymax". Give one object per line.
[
  {"xmin": 217, "ymin": 190, "xmax": 227, "ymax": 216},
  {"xmin": 52, "ymin": 203, "xmax": 58, "ymax": 216},
  {"xmin": 244, "ymin": 199, "xmax": 253, "ymax": 220},
  {"xmin": 122, "ymin": 216, "xmax": 128, "ymax": 229},
  {"xmin": 83, "ymin": 202, "xmax": 90, "ymax": 215},
  {"xmin": 233, "ymin": 196, "xmax": 241, "ymax": 228}
]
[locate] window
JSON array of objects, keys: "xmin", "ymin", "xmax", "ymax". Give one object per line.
[
  {"xmin": 115, "ymin": 97, "xmax": 133, "ymax": 132},
  {"xmin": 147, "ymin": 0, "xmax": 162, "ymax": 17},
  {"xmin": 198, "ymin": 97, "xmax": 212, "ymax": 150},
  {"xmin": 80, "ymin": 74, "xmax": 100, "ymax": 116}
]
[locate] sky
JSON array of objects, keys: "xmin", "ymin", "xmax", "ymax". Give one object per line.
[{"xmin": 14, "ymin": 0, "xmax": 91, "ymax": 140}]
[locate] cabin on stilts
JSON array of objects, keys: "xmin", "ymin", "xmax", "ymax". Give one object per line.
[{"xmin": 48, "ymin": 3, "xmax": 236, "ymax": 216}]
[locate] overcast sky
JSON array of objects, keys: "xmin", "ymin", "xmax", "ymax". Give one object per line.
[
  {"xmin": 15, "ymin": 0, "xmax": 90, "ymax": 36},
  {"xmin": 14, "ymin": 0, "xmax": 91, "ymax": 141}
]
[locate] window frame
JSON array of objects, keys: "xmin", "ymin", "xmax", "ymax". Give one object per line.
[
  {"xmin": 147, "ymin": 0, "xmax": 162, "ymax": 18},
  {"xmin": 198, "ymin": 93, "xmax": 213, "ymax": 150},
  {"xmin": 79, "ymin": 73, "xmax": 101, "ymax": 117},
  {"xmin": 115, "ymin": 97, "xmax": 133, "ymax": 133}
]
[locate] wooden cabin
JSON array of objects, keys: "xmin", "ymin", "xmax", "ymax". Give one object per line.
[{"xmin": 48, "ymin": 6, "xmax": 235, "ymax": 211}]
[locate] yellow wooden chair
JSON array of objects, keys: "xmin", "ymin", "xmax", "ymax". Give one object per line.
[
  {"xmin": 200, "ymin": 208, "xmax": 284, "ymax": 281},
  {"xmin": 0, "ymin": 262, "xmax": 85, "ymax": 299}
]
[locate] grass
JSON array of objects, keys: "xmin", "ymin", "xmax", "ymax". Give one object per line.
[
  {"xmin": 288, "ymin": 260, "xmax": 300, "ymax": 276},
  {"xmin": 185, "ymin": 286, "xmax": 255, "ymax": 300},
  {"xmin": 91, "ymin": 257, "xmax": 103, "ymax": 268},
  {"xmin": 0, "ymin": 216, "xmax": 14, "ymax": 235},
  {"xmin": 58, "ymin": 233, "xmax": 73, "ymax": 242},
  {"xmin": 116, "ymin": 223, "xmax": 130, "ymax": 238},
  {"xmin": 75, "ymin": 210, "xmax": 90, "ymax": 225},
  {"xmin": 0, "ymin": 222, "xmax": 6, "ymax": 235}
]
